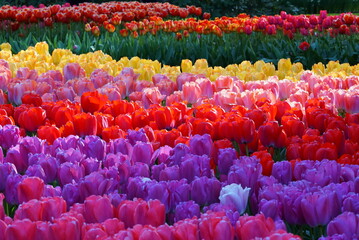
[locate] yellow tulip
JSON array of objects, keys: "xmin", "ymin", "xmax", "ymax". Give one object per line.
[
  {"xmin": 0, "ymin": 43, "xmax": 11, "ymax": 51},
  {"xmin": 181, "ymin": 59, "xmax": 193, "ymax": 73}
]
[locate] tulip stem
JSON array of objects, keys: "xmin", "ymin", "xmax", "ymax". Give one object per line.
[
  {"xmin": 232, "ymin": 141, "xmax": 241, "ymax": 155},
  {"xmin": 3, "ymin": 200, "xmax": 18, "ymax": 218},
  {"xmin": 245, "ymin": 144, "xmax": 249, "ymax": 156}
]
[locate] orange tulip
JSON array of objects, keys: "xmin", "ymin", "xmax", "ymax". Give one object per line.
[
  {"xmin": 81, "ymin": 91, "xmax": 108, "ymax": 114},
  {"xmin": 73, "ymin": 112, "xmax": 97, "ymax": 137}
]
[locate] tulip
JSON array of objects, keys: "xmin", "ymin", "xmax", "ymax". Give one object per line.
[
  {"xmin": 50, "ymin": 215, "xmax": 81, "ymax": 240},
  {"xmin": 0, "ymin": 125, "xmax": 21, "ymax": 150},
  {"xmin": 17, "ymin": 177, "xmax": 44, "ymax": 203},
  {"xmin": 6, "ymin": 219, "xmax": 37, "ymax": 240},
  {"xmin": 217, "ymin": 148, "xmax": 237, "ymax": 175},
  {"xmin": 199, "ymin": 211, "xmax": 234, "ymax": 240},
  {"xmin": 271, "ymin": 161, "xmax": 292, "ymax": 185},
  {"xmin": 191, "ymin": 176, "xmax": 221, "ymax": 206},
  {"xmin": 180, "ymin": 154, "xmax": 212, "ymax": 183},
  {"xmin": 17, "ymin": 107, "xmax": 46, "ymax": 132},
  {"xmin": 81, "ymin": 91, "xmax": 108, "ymax": 114},
  {"xmin": 0, "ymin": 163, "xmax": 17, "ymax": 192},
  {"xmin": 131, "ymin": 142, "xmax": 154, "ymax": 165},
  {"xmin": 182, "ymin": 82, "xmax": 201, "ymax": 104},
  {"xmin": 235, "ymin": 214, "xmax": 276, "ymax": 240},
  {"xmin": 73, "ymin": 112, "xmax": 97, "ymax": 137},
  {"xmin": 326, "ymin": 212, "xmax": 359, "ymax": 239},
  {"xmin": 0, "ymin": 194, "xmax": 4, "ymax": 220},
  {"xmin": 219, "ymin": 183, "xmax": 250, "ymax": 214},
  {"xmin": 84, "ymin": 195, "xmax": 114, "ymax": 223},
  {"xmin": 37, "ymin": 125, "xmax": 61, "ymax": 145},
  {"xmin": 58, "ymin": 162, "xmax": 85, "ymax": 186},
  {"xmin": 258, "ymin": 121, "xmax": 287, "ymax": 148},
  {"xmin": 173, "ymin": 218, "xmax": 200, "ymax": 240},
  {"xmin": 174, "ymin": 201, "xmax": 200, "ymax": 222},
  {"xmin": 63, "ymin": 63, "xmax": 86, "ymax": 81}
]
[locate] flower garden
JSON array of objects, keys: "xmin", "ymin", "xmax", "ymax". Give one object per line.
[{"xmin": 0, "ymin": 1, "xmax": 359, "ymax": 239}]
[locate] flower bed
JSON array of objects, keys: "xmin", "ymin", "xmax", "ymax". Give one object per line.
[{"xmin": 0, "ymin": 42, "xmax": 359, "ymax": 238}]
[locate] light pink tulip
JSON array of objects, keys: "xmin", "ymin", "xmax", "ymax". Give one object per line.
[
  {"xmin": 182, "ymin": 82, "xmax": 201, "ymax": 104},
  {"xmin": 63, "ymin": 63, "xmax": 86, "ymax": 81},
  {"xmin": 214, "ymin": 76, "xmax": 234, "ymax": 92}
]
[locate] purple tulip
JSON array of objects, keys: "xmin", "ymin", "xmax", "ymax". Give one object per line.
[
  {"xmin": 103, "ymin": 153, "xmax": 129, "ymax": 168},
  {"xmin": 58, "ymin": 162, "xmax": 85, "ymax": 186},
  {"xmin": 5, "ymin": 145, "xmax": 26, "ymax": 173},
  {"xmin": 130, "ymin": 162, "xmax": 150, "ymax": 178},
  {"xmin": 282, "ymin": 188, "xmax": 305, "ymax": 225},
  {"xmin": 355, "ymin": 177, "xmax": 359, "ymax": 194},
  {"xmin": 327, "ymin": 212, "xmax": 359, "ymax": 239},
  {"xmin": 259, "ymin": 199, "xmax": 282, "ymax": 220},
  {"xmin": 0, "ymin": 125, "xmax": 21, "ymax": 150},
  {"xmin": 19, "ymin": 137, "xmax": 44, "ymax": 164},
  {"xmin": 0, "ymin": 163, "xmax": 17, "ymax": 191},
  {"xmin": 151, "ymin": 163, "xmax": 166, "ymax": 181},
  {"xmin": 272, "ymin": 161, "xmax": 292, "ymax": 185},
  {"xmin": 302, "ymin": 160, "xmax": 341, "ymax": 187},
  {"xmin": 108, "ymin": 192, "xmax": 127, "ymax": 207},
  {"xmin": 293, "ymin": 160, "xmax": 315, "ymax": 180},
  {"xmin": 62, "ymin": 183, "xmax": 80, "ymax": 207},
  {"xmin": 83, "ymin": 136, "xmax": 106, "ymax": 160},
  {"xmin": 29, "ymin": 154, "xmax": 59, "ymax": 183},
  {"xmin": 151, "ymin": 146, "xmax": 172, "ymax": 164},
  {"xmin": 107, "ymin": 138, "xmax": 133, "ymax": 156},
  {"xmin": 159, "ymin": 165, "xmax": 180, "ymax": 181},
  {"xmin": 25, "ymin": 165, "xmax": 46, "ymax": 181},
  {"xmin": 52, "ymin": 135, "xmax": 81, "ymax": 153},
  {"xmin": 147, "ymin": 181, "xmax": 170, "ymax": 212},
  {"xmin": 55, "ymin": 148, "xmax": 84, "ymax": 164},
  {"xmin": 203, "ymin": 203, "xmax": 240, "ymax": 225},
  {"xmin": 227, "ymin": 156, "xmax": 262, "ymax": 194},
  {"xmin": 168, "ymin": 143, "xmax": 190, "ymax": 166},
  {"xmin": 78, "ymin": 172, "xmax": 118, "ymax": 202},
  {"xmin": 174, "ymin": 201, "xmax": 200, "ymax": 222},
  {"xmin": 127, "ymin": 129, "xmax": 149, "ymax": 145},
  {"xmin": 340, "ymin": 165, "xmax": 356, "ymax": 182},
  {"xmin": 43, "ymin": 185, "xmax": 62, "ymax": 198},
  {"xmin": 5, "ymin": 173, "xmax": 23, "ymax": 205},
  {"xmin": 126, "ymin": 177, "xmax": 154, "ymax": 200},
  {"xmin": 189, "ymin": 134, "xmax": 214, "ymax": 158},
  {"xmin": 217, "ymin": 148, "xmax": 237, "ymax": 175},
  {"xmin": 300, "ymin": 191, "xmax": 337, "ymax": 227},
  {"xmin": 180, "ymin": 154, "xmax": 212, "ymax": 183},
  {"xmin": 191, "ymin": 177, "xmax": 221, "ymax": 206},
  {"xmin": 152, "ymin": 180, "xmax": 186, "ymax": 213},
  {"xmin": 343, "ymin": 193, "xmax": 359, "ymax": 214},
  {"xmin": 80, "ymin": 158, "xmax": 100, "ymax": 175},
  {"xmin": 131, "ymin": 142, "xmax": 154, "ymax": 165}
]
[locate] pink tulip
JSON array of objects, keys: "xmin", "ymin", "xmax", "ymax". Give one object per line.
[
  {"xmin": 142, "ymin": 87, "xmax": 164, "ymax": 108},
  {"xmin": 71, "ymin": 79, "xmax": 96, "ymax": 96},
  {"xmin": 84, "ymin": 195, "xmax": 114, "ymax": 223},
  {"xmin": 199, "ymin": 211, "xmax": 234, "ymax": 240},
  {"xmin": 0, "ymin": 65, "xmax": 11, "ymax": 90},
  {"xmin": 55, "ymin": 87, "xmax": 77, "ymax": 101},
  {"xmin": 98, "ymin": 84, "xmax": 122, "ymax": 101},
  {"xmin": 214, "ymin": 76, "xmax": 234, "ymax": 92},
  {"xmin": 196, "ymin": 78, "xmax": 213, "ymax": 98},
  {"xmin": 153, "ymin": 74, "xmax": 176, "ymax": 96},
  {"xmin": 214, "ymin": 90, "xmax": 238, "ymax": 112},
  {"xmin": 176, "ymin": 73, "xmax": 198, "ymax": 91},
  {"xmin": 236, "ymin": 214, "xmax": 276, "ymax": 240},
  {"xmin": 345, "ymin": 91, "xmax": 359, "ymax": 114},
  {"xmin": 6, "ymin": 219, "xmax": 37, "ymax": 240},
  {"xmin": 16, "ymin": 67, "xmax": 38, "ymax": 80},
  {"xmin": 114, "ymin": 68, "xmax": 139, "ymax": 97},
  {"xmin": 50, "ymin": 215, "xmax": 81, "ymax": 240},
  {"xmin": 7, "ymin": 80, "xmax": 37, "ymax": 105},
  {"xmin": 182, "ymin": 82, "xmax": 201, "ymax": 104},
  {"xmin": 278, "ymin": 79, "xmax": 295, "ymax": 100},
  {"xmin": 0, "ymin": 193, "xmax": 4, "ymax": 220},
  {"xmin": 135, "ymin": 80, "xmax": 154, "ymax": 92},
  {"xmin": 14, "ymin": 199, "xmax": 43, "ymax": 221},
  {"xmin": 0, "ymin": 90, "xmax": 6, "ymax": 104},
  {"xmin": 63, "ymin": 63, "xmax": 86, "ymax": 81},
  {"xmin": 90, "ymin": 69, "xmax": 113, "ymax": 88},
  {"xmin": 17, "ymin": 177, "xmax": 44, "ymax": 203}
]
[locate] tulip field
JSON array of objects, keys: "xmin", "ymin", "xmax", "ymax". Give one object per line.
[{"xmin": 0, "ymin": 1, "xmax": 359, "ymax": 240}]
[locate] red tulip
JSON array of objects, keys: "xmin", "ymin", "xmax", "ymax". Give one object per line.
[
  {"xmin": 101, "ymin": 126, "xmax": 126, "ymax": 142},
  {"xmin": 81, "ymin": 91, "xmax": 108, "ymax": 114},
  {"xmin": 258, "ymin": 121, "xmax": 287, "ymax": 148},
  {"xmin": 73, "ymin": 112, "xmax": 97, "ymax": 137},
  {"xmin": 37, "ymin": 125, "xmax": 61, "ymax": 144},
  {"xmin": 299, "ymin": 41, "xmax": 310, "ymax": 51},
  {"xmin": 233, "ymin": 117, "xmax": 256, "ymax": 144},
  {"xmin": 17, "ymin": 107, "xmax": 46, "ymax": 132},
  {"xmin": 21, "ymin": 93, "xmax": 42, "ymax": 107}
]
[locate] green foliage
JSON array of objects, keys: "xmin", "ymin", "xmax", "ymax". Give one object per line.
[{"xmin": 0, "ymin": 22, "xmax": 358, "ymax": 69}]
